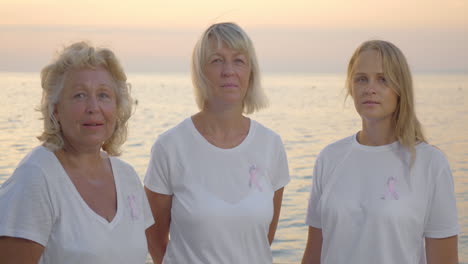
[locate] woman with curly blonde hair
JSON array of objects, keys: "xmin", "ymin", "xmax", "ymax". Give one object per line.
[{"xmin": 0, "ymin": 41, "xmax": 154, "ymax": 264}]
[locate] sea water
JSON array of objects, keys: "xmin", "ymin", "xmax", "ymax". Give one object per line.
[{"xmin": 1, "ymin": 72, "xmax": 467, "ymax": 263}]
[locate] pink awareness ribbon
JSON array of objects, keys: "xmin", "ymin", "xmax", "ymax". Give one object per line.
[
  {"xmin": 249, "ymin": 165, "xmax": 263, "ymax": 192},
  {"xmin": 383, "ymin": 176, "xmax": 399, "ymax": 200},
  {"xmin": 128, "ymin": 194, "xmax": 140, "ymax": 220}
]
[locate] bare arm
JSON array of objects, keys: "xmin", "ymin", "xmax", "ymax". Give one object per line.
[
  {"xmin": 426, "ymin": 235, "xmax": 458, "ymax": 264},
  {"xmin": 301, "ymin": 226, "xmax": 323, "ymax": 264},
  {"xmin": 145, "ymin": 187, "xmax": 173, "ymax": 264},
  {"xmin": 0, "ymin": 237, "xmax": 44, "ymax": 264},
  {"xmin": 268, "ymin": 187, "xmax": 284, "ymax": 245}
]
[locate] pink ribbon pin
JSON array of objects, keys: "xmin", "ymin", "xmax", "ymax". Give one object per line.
[
  {"xmin": 128, "ymin": 194, "xmax": 140, "ymax": 220},
  {"xmin": 249, "ymin": 165, "xmax": 263, "ymax": 192},
  {"xmin": 382, "ymin": 176, "xmax": 399, "ymax": 200}
]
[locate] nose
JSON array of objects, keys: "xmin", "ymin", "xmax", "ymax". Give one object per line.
[
  {"xmin": 364, "ymin": 79, "xmax": 377, "ymax": 94},
  {"xmin": 221, "ymin": 62, "xmax": 235, "ymax": 77},
  {"xmin": 86, "ymin": 95, "xmax": 99, "ymax": 114}
]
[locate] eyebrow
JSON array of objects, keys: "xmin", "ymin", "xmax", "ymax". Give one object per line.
[
  {"xmin": 208, "ymin": 50, "xmax": 246, "ymax": 57},
  {"xmin": 70, "ymin": 83, "xmax": 115, "ymax": 90},
  {"xmin": 353, "ymin": 72, "xmax": 384, "ymax": 75}
]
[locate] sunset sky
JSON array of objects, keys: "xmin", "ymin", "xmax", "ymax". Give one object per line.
[{"xmin": 1, "ymin": 0, "xmax": 467, "ymax": 72}]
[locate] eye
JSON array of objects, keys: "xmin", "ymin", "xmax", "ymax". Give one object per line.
[
  {"xmin": 235, "ymin": 58, "xmax": 246, "ymax": 64},
  {"xmin": 73, "ymin": 93, "xmax": 86, "ymax": 99},
  {"xmin": 354, "ymin": 76, "xmax": 367, "ymax": 83},
  {"xmin": 378, "ymin": 76, "xmax": 387, "ymax": 84},
  {"xmin": 99, "ymin": 92, "xmax": 111, "ymax": 99},
  {"xmin": 210, "ymin": 57, "xmax": 223, "ymax": 64}
]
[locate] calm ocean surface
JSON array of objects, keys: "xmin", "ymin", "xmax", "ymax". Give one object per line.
[{"xmin": 0, "ymin": 72, "xmax": 467, "ymax": 263}]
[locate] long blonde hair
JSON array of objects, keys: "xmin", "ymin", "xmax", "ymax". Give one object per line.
[{"xmin": 346, "ymin": 40, "xmax": 426, "ymax": 163}]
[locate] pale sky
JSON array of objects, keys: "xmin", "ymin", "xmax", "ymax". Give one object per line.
[{"xmin": 1, "ymin": 0, "xmax": 467, "ymax": 72}]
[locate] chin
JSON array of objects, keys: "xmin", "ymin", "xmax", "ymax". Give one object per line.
[{"xmin": 361, "ymin": 114, "xmax": 394, "ymax": 122}]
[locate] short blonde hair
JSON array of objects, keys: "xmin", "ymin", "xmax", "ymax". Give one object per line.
[
  {"xmin": 38, "ymin": 41, "xmax": 133, "ymax": 156},
  {"xmin": 191, "ymin": 22, "xmax": 268, "ymax": 114},
  {"xmin": 346, "ymin": 40, "xmax": 426, "ymax": 162}
]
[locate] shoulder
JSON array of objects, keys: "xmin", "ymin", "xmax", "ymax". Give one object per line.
[
  {"xmin": 17, "ymin": 146, "xmax": 56, "ymax": 169},
  {"xmin": 109, "ymin": 156, "xmax": 139, "ymax": 178},
  {"xmin": 250, "ymin": 119, "xmax": 283, "ymax": 143},
  {"xmin": 318, "ymin": 135, "xmax": 355, "ymax": 160},
  {"xmin": 110, "ymin": 156, "xmax": 135, "ymax": 171},
  {"xmin": 159, "ymin": 118, "xmax": 192, "ymax": 140},
  {"xmin": 2, "ymin": 146, "xmax": 55, "ymax": 194},
  {"xmin": 153, "ymin": 118, "xmax": 192, "ymax": 147},
  {"xmin": 14, "ymin": 146, "xmax": 58, "ymax": 181},
  {"xmin": 415, "ymin": 142, "xmax": 450, "ymax": 167},
  {"xmin": 109, "ymin": 156, "xmax": 144, "ymax": 189},
  {"xmin": 416, "ymin": 142, "xmax": 448, "ymax": 161}
]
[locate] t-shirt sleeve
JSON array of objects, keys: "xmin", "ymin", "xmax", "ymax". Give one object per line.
[
  {"xmin": 305, "ymin": 154, "xmax": 323, "ymax": 228},
  {"xmin": 270, "ymin": 136, "xmax": 290, "ymax": 191},
  {"xmin": 142, "ymin": 188, "xmax": 155, "ymax": 229},
  {"xmin": 144, "ymin": 140, "xmax": 173, "ymax": 195},
  {"xmin": 423, "ymin": 152, "xmax": 459, "ymax": 238},
  {"xmin": 125, "ymin": 163, "xmax": 155, "ymax": 229},
  {"xmin": 0, "ymin": 165, "xmax": 54, "ymax": 246}
]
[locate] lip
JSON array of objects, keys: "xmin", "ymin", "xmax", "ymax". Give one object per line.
[
  {"xmin": 362, "ymin": 100, "xmax": 380, "ymax": 105},
  {"xmin": 221, "ymin": 83, "xmax": 238, "ymax": 88},
  {"xmin": 82, "ymin": 122, "xmax": 104, "ymax": 127}
]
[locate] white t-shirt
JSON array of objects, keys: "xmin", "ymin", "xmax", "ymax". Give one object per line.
[
  {"xmin": 306, "ymin": 134, "xmax": 459, "ymax": 264},
  {"xmin": 144, "ymin": 117, "xmax": 290, "ymax": 264},
  {"xmin": 0, "ymin": 146, "xmax": 154, "ymax": 264}
]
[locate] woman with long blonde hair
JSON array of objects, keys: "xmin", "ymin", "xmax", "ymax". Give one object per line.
[{"xmin": 302, "ymin": 40, "xmax": 459, "ymax": 264}]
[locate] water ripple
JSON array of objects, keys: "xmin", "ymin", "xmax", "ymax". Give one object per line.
[{"xmin": 1, "ymin": 73, "xmax": 467, "ymax": 263}]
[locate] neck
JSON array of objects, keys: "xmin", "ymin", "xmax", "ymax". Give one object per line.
[
  {"xmin": 61, "ymin": 136, "xmax": 104, "ymax": 156},
  {"xmin": 358, "ymin": 118, "xmax": 397, "ymax": 146},
  {"xmin": 203, "ymin": 99, "xmax": 244, "ymax": 117},
  {"xmin": 195, "ymin": 108, "xmax": 247, "ymax": 134},
  {"xmin": 191, "ymin": 110, "xmax": 250, "ymax": 149},
  {"xmin": 55, "ymin": 144, "xmax": 107, "ymax": 178}
]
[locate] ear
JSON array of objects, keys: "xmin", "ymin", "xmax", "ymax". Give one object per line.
[
  {"xmin": 53, "ymin": 104, "xmax": 60, "ymax": 122},
  {"xmin": 348, "ymin": 86, "xmax": 354, "ymax": 98}
]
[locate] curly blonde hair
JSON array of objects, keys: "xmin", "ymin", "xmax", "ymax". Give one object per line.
[
  {"xmin": 38, "ymin": 41, "xmax": 133, "ymax": 156},
  {"xmin": 346, "ymin": 40, "xmax": 426, "ymax": 163}
]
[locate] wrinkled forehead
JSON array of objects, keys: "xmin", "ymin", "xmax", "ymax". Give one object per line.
[
  {"xmin": 62, "ymin": 65, "xmax": 114, "ymax": 84},
  {"xmin": 60, "ymin": 66, "xmax": 119, "ymax": 97},
  {"xmin": 205, "ymin": 33, "xmax": 249, "ymax": 57}
]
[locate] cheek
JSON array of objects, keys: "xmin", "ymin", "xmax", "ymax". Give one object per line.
[
  {"xmin": 350, "ymin": 87, "xmax": 359, "ymax": 106},
  {"xmin": 350, "ymin": 84, "xmax": 359, "ymax": 97},
  {"xmin": 204, "ymin": 67, "xmax": 219, "ymax": 82},
  {"xmin": 352, "ymin": 96, "xmax": 361, "ymax": 113},
  {"xmin": 388, "ymin": 91, "xmax": 399, "ymax": 111},
  {"xmin": 242, "ymin": 71, "xmax": 252, "ymax": 89},
  {"xmin": 54, "ymin": 104, "xmax": 75, "ymax": 122},
  {"xmin": 391, "ymin": 98, "xmax": 399, "ymax": 113},
  {"xmin": 104, "ymin": 104, "xmax": 118, "ymax": 122},
  {"xmin": 244, "ymin": 68, "xmax": 251, "ymax": 81}
]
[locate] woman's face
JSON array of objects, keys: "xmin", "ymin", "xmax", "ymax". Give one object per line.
[
  {"xmin": 54, "ymin": 66, "xmax": 118, "ymax": 151},
  {"xmin": 351, "ymin": 49, "xmax": 399, "ymax": 124},
  {"xmin": 203, "ymin": 41, "xmax": 251, "ymax": 110}
]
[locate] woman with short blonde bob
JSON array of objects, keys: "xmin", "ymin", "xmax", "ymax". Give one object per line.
[
  {"xmin": 144, "ymin": 22, "xmax": 290, "ymax": 264},
  {"xmin": 0, "ymin": 42, "xmax": 154, "ymax": 264},
  {"xmin": 302, "ymin": 40, "xmax": 459, "ymax": 264}
]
